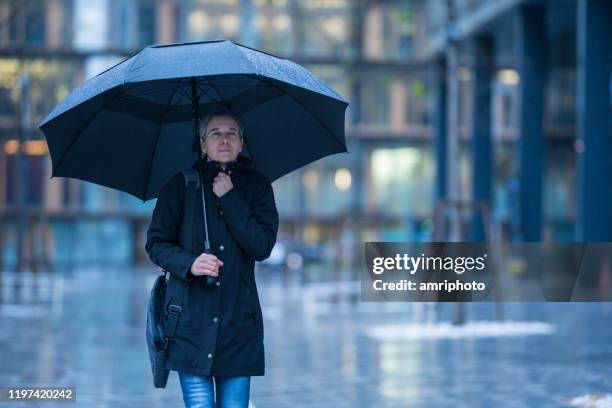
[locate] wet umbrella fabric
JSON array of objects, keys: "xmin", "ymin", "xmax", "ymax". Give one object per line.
[{"xmin": 37, "ymin": 39, "xmax": 349, "ymax": 201}]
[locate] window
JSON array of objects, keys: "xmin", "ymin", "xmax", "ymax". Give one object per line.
[
  {"xmin": 253, "ymin": 0, "xmax": 295, "ymax": 55},
  {"xmin": 302, "ymin": 158, "xmax": 353, "ymax": 217},
  {"xmin": 361, "ymin": 71, "xmax": 390, "ymax": 125},
  {"xmin": 137, "ymin": 0, "xmax": 157, "ymax": 47},
  {"xmin": 363, "ymin": 1, "xmax": 418, "ymax": 61},
  {"xmin": 298, "ymin": 0, "xmax": 353, "ymax": 58},
  {"xmin": 5, "ymin": 0, "xmax": 46, "ymax": 46},
  {"xmin": 187, "ymin": 0, "xmax": 241, "ymax": 42},
  {"xmin": 368, "ymin": 146, "xmax": 434, "ymax": 217}
]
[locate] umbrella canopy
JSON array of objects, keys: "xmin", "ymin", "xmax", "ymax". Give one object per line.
[{"xmin": 38, "ymin": 39, "xmax": 349, "ymax": 201}]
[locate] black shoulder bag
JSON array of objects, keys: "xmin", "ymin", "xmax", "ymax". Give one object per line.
[{"xmin": 146, "ymin": 169, "xmax": 200, "ymax": 388}]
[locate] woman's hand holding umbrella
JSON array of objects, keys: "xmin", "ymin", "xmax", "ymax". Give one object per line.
[{"xmin": 189, "ymin": 253, "xmax": 223, "ymax": 278}]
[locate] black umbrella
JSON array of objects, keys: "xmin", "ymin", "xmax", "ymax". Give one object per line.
[{"xmin": 37, "ymin": 39, "xmax": 349, "ymax": 201}]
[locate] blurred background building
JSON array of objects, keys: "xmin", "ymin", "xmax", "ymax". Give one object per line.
[
  {"xmin": 1, "ymin": 3, "xmax": 611, "ymax": 406},
  {"xmin": 0, "ymin": 0, "xmax": 610, "ymax": 274}
]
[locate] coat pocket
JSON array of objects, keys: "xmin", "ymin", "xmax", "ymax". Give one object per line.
[
  {"xmin": 239, "ymin": 273, "xmax": 264, "ymax": 330},
  {"xmin": 234, "ymin": 310, "xmax": 257, "ymax": 329},
  {"xmin": 178, "ymin": 284, "xmax": 204, "ymax": 329},
  {"xmin": 230, "ymin": 313, "xmax": 259, "ymax": 344}
]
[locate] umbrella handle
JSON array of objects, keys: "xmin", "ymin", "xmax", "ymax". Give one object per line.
[
  {"xmin": 204, "ymin": 249, "xmax": 218, "ymax": 287},
  {"xmin": 191, "ymin": 77, "xmax": 218, "ymax": 287},
  {"xmin": 199, "ymin": 165, "xmax": 218, "ymax": 287}
]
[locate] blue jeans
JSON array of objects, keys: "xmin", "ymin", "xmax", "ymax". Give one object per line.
[{"xmin": 178, "ymin": 372, "xmax": 250, "ymax": 408}]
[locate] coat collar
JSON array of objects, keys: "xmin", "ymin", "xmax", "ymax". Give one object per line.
[{"xmin": 192, "ymin": 154, "xmax": 256, "ymax": 174}]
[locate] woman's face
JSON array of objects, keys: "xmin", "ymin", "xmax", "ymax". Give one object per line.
[{"xmin": 201, "ymin": 115, "xmax": 244, "ymax": 164}]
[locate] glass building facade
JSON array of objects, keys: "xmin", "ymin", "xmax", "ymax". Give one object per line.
[{"xmin": 0, "ymin": 0, "xmax": 605, "ymax": 269}]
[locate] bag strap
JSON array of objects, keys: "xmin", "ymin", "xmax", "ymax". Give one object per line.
[
  {"xmin": 182, "ymin": 168, "xmax": 200, "ymax": 190},
  {"xmin": 162, "ymin": 169, "xmax": 200, "ymax": 345}
]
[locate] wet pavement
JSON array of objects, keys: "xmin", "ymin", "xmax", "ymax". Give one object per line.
[{"xmin": 0, "ymin": 266, "xmax": 611, "ymax": 407}]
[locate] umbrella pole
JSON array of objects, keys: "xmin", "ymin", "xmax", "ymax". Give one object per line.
[{"xmin": 191, "ymin": 77, "xmax": 217, "ymax": 286}]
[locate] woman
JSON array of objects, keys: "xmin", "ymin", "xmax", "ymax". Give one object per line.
[{"xmin": 146, "ymin": 112, "xmax": 279, "ymax": 407}]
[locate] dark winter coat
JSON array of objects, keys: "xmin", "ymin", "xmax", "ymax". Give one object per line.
[{"xmin": 145, "ymin": 154, "xmax": 279, "ymax": 377}]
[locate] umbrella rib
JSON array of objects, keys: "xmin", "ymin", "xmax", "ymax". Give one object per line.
[
  {"xmin": 113, "ymin": 83, "xmax": 188, "ymax": 100},
  {"xmin": 241, "ymin": 74, "xmax": 346, "ymax": 150},
  {"xmin": 196, "ymin": 81, "xmax": 216, "ymax": 104},
  {"xmin": 52, "ymin": 102, "xmax": 106, "ymax": 177},
  {"xmin": 239, "ymin": 125, "xmax": 260, "ymax": 174},
  {"xmin": 141, "ymin": 79, "xmax": 198, "ymax": 126},
  {"xmin": 120, "ymin": 78, "xmax": 184, "ymax": 94},
  {"xmin": 201, "ymin": 83, "xmax": 272, "ymax": 89},
  {"xmin": 142, "ymin": 83, "xmax": 181, "ymax": 200},
  {"xmin": 175, "ymin": 86, "xmax": 193, "ymax": 104},
  {"xmin": 200, "ymin": 77, "xmax": 229, "ymax": 109},
  {"xmin": 194, "ymin": 82, "xmax": 220, "ymax": 110},
  {"xmin": 53, "ymin": 79, "xmax": 188, "ymax": 176},
  {"xmin": 170, "ymin": 78, "xmax": 193, "ymax": 106},
  {"xmin": 157, "ymin": 83, "xmax": 215, "ymax": 119}
]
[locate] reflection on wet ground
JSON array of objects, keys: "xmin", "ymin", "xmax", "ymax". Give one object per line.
[{"xmin": 0, "ymin": 266, "xmax": 611, "ymax": 407}]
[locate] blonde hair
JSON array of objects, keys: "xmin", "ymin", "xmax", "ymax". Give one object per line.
[{"xmin": 199, "ymin": 111, "xmax": 244, "ymax": 141}]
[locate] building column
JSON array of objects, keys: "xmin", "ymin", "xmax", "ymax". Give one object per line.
[
  {"xmin": 470, "ymin": 36, "xmax": 493, "ymax": 242},
  {"xmin": 0, "ymin": 0, "xmax": 8, "ymax": 46},
  {"xmin": 240, "ymin": 0, "xmax": 257, "ymax": 47},
  {"xmin": 343, "ymin": 138, "xmax": 363, "ymax": 217},
  {"xmin": 45, "ymin": 0, "xmax": 63, "ymax": 48},
  {"xmin": 156, "ymin": 0, "xmax": 177, "ymax": 44},
  {"xmin": 517, "ymin": 5, "xmax": 546, "ymax": 241},
  {"xmin": 43, "ymin": 155, "xmax": 63, "ymax": 212},
  {"xmin": 576, "ymin": 0, "xmax": 612, "ymax": 241},
  {"xmin": 0, "ymin": 145, "xmax": 6, "ymax": 208},
  {"xmin": 434, "ymin": 57, "xmax": 447, "ymax": 202}
]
